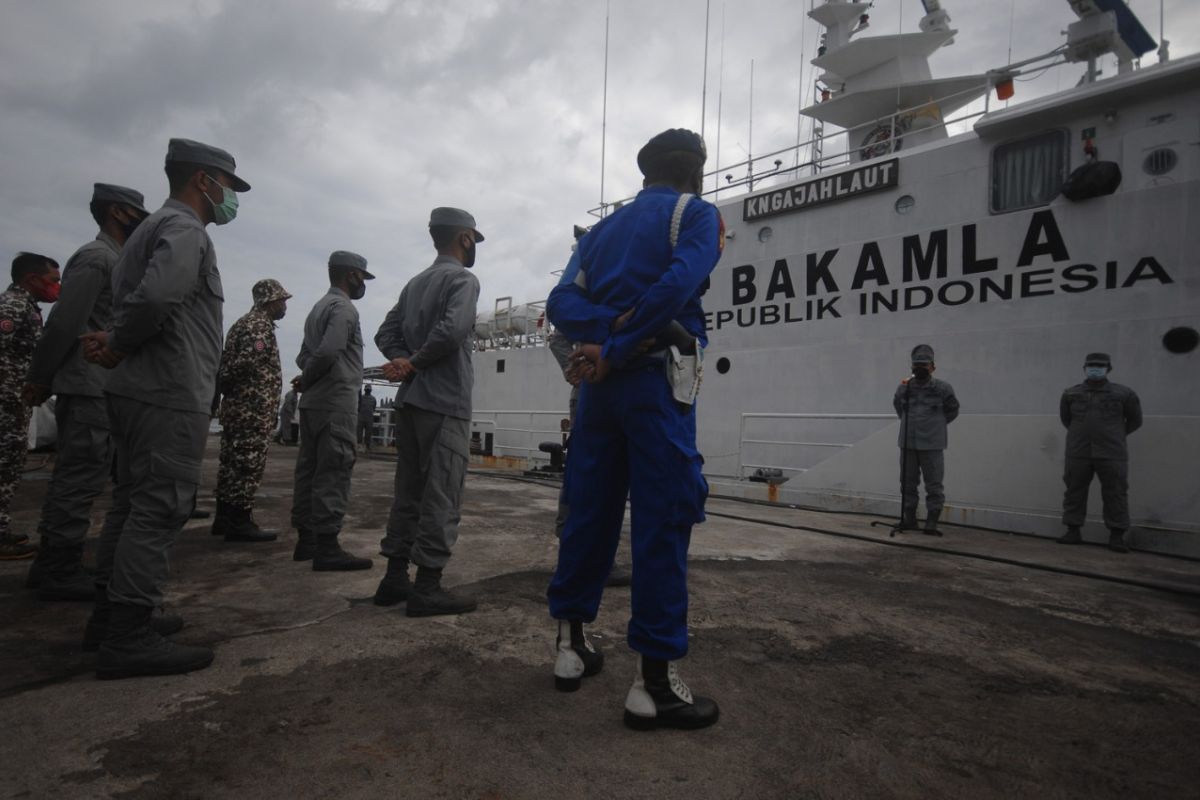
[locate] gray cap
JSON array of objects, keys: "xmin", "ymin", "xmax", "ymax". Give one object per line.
[
  {"xmin": 911, "ymin": 344, "xmax": 935, "ymax": 365},
  {"xmin": 328, "ymin": 250, "xmax": 374, "ymax": 279},
  {"xmin": 1084, "ymin": 352, "xmax": 1112, "ymax": 366},
  {"xmin": 429, "ymin": 207, "xmax": 484, "ymax": 242},
  {"xmin": 92, "ymin": 183, "xmax": 148, "ymax": 215},
  {"xmin": 165, "ymin": 137, "xmax": 251, "ymax": 192}
]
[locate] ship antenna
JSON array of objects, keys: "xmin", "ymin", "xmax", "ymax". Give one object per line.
[
  {"xmin": 747, "ymin": 58, "xmax": 755, "ymax": 191},
  {"xmin": 714, "ymin": 3, "xmax": 726, "ymax": 197},
  {"xmin": 701, "ymin": 0, "xmax": 711, "ymax": 140},
  {"xmin": 793, "ymin": 0, "xmax": 810, "ymax": 168},
  {"xmin": 599, "ymin": 0, "xmax": 611, "ymax": 218}
]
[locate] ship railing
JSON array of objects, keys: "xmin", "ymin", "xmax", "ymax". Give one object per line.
[
  {"xmin": 737, "ymin": 412, "xmax": 895, "ymax": 479},
  {"xmin": 470, "ymin": 410, "xmax": 566, "ymax": 457},
  {"xmin": 589, "ymin": 80, "xmax": 994, "ymax": 217}
]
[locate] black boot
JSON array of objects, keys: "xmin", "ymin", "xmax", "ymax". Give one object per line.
[
  {"xmin": 606, "ymin": 565, "xmax": 632, "ymax": 588},
  {"xmin": 1057, "ymin": 525, "xmax": 1083, "ymax": 544},
  {"xmin": 554, "ymin": 619, "xmax": 604, "ymax": 692},
  {"xmin": 292, "ymin": 528, "xmax": 316, "ymax": 561},
  {"xmin": 1108, "ymin": 528, "xmax": 1130, "ymax": 553},
  {"xmin": 210, "ymin": 499, "xmax": 234, "ymax": 537},
  {"xmin": 83, "ymin": 585, "xmax": 184, "ymax": 652},
  {"xmin": 35, "ymin": 544, "xmax": 94, "ymax": 601},
  {"xmin": 223, "ymin": 504, "xmax": 278, "ymax": 543},
  {"xmin": 313, "ymin": 535, "xmax": 373, "ymax": 571},
  {"xmin": 373, "ymin": 557, "xmax": 411, "ymax": 606},
  {"xmin": 623, "ymin": 655, "xmax": 720, "ymax": 731},
  {"xmin": 406, "ymin": 566, "xmax": 477, "ymax": 617},
  {"xmin": 921, "ymin": 509, "xmax": 944, "ymax": 537},
  {"xmin": 95, "ymin": 603, "xmax": 211, "ymax": 679}
]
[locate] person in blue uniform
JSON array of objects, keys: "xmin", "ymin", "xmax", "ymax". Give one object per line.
[{"xmin": 546, "ymin": 128, "xmax": 724, "ymax": 731}]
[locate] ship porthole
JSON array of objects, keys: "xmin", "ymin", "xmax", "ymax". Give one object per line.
[
  {"xmin": 716, "ymin": 357, "xmax": 731, "ymax": 375},
  {"xmin": 1163, "ymin": 326, "xmax": 1199, "ymax": 354},
  {"xmin": 894, "ymin": 194, "xmax": 915, "ymax": 214},
  {"xmin": 757, "ymin": 226, "xmax": 773, "ymax": 243},
  {"xmin": 1143, "ymin": 148, "xmax": 1178, "ymax": 176}
]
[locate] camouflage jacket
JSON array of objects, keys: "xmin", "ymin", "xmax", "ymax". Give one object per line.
[
  {"xmin": 0, "ymin": 285, "xmax": 43, "ymax": 407},
  {"xmin": 217, "ymin": 307, "xmax": 281, "ymax": 425}
]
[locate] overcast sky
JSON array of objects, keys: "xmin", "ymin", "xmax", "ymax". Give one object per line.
[{"xmin": 2, "ymin": 0, "xmax": 1197, "ymax": 382}]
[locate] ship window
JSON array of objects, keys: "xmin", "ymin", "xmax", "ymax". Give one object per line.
[
  {"xmin": 496, "ymin": 359, "xmax": 505, "ymax": 373},
  {"xmin": 989, "ymin": 130, "xmax": 1068, "ymax": 214}
]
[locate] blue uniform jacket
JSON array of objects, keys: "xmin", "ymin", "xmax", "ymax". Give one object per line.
[{"xmin": 547, "ymin": 185, "xmax": 722, "ymax": 367}]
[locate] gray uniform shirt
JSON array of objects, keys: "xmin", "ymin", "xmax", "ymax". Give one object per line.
[
  {"xmin": 374, "ymin": 255, "xmax": 480, "ymax": 421},
  {"xmin": 26, "ymin": 232, "xmax": 120, "ymax": 397},
  {"xmin": 1060, "ymin": 380, "xmax": 1142, "ymax": 460},
  {"xmin": 297, "ymin": 287, "xmax": 363, "ymax": 413},
  {"xmin": 893, "ymin": 377, "xmax": 960, "ymax": 450},
  {"xmin": 106, "ymin": 200, "xmax": 224, "ymax": 414}
]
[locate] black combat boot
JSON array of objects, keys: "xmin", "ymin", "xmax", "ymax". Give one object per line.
[
  {"xmin": 373, "ymin": 557, "xmax": 411, "ymax": 606},
  {"xmin": 210, "ymin": 499, "xmax": 234, "ymax": 537},
  {"xmin": 1108, "ymin": 528, "xmax": 1130, "ymax": 553},
  {"xmin": 96, "ymin": 603, "xmax": 212, "ymax": 680},
  {"xmin": 223, "ymin": 504, "xmax": 278, "ymax": 543},
  {"xmin": 406, "ymin": 566, "xmax": 477, "ymax": 617},
  {"xmin": 83, "ymin": 585, "xmax": 184, "ymax": 652},
  {"xmin": 292, "ymin": 528, "xmax": 316, "ymax": 561},
  {"xmin": 35, "ymin": 544, "xmax": 94, "ymax": 601},
  {"xmin": 553, "ymin": 619, "xmax": 604, "ymax": 692},
  {"xmin": 312, "ymin": 535, "xmax": 373, "ymax": 571},
  {"xmin": 921, "ymin": 509, "xmax": 944, "ymax": 537},
  {"xmin": 1057, "ymin": 526, "xmax": 1083, "ymax": 544},
  {"xmin": 623, "ymin": 655, "xmax": 720, "ymax": 731}
]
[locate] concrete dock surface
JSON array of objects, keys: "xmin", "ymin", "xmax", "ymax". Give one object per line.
[{"xmin": 2, "ymin": 438, "xmax": 1198, "ymax": 799}]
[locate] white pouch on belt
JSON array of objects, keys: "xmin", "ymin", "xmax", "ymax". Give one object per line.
[{"xmin": 667, "ymin": 342, "xmax": 703, "ymax": 405}]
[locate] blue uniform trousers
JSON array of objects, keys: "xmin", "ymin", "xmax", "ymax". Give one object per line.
[{"xmin": 547, "ymin": 367, "xmax": 707, "ymax": 661}]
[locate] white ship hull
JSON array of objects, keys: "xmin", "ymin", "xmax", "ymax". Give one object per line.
[{"xmin": 469, "ymin": 55, "xmax": 1200, "ymax": 557}]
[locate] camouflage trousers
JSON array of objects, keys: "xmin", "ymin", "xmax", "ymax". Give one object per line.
[
  {"xmin": 0, "ymin": 400, "xmax": 33, "ymax": 538},
  {"xmin": 216, "ymin": 409, "xmax": 275, "ymax": 510}
]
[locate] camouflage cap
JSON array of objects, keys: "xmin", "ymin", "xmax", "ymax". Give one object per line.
[
  {"xmin": 252, "ymin": 278, "xmax": 292, "ymax": 307},
  {"xmin": 1084, "ymin": 352, "xmax": 1112, "ymax": 366}
]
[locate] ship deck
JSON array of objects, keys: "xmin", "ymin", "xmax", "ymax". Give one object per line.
[{"xmin": 2, "ymin": 438, "xmax": 1198, "ymax": 799}]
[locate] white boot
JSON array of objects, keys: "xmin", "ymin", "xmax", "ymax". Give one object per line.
[
  {"xmin": 624, "ymin": 654, "xmax": 719, "ymax": 731},
  {"xmin": 554, "ymin": 619, "xmax": 603, "ymax": 692}
]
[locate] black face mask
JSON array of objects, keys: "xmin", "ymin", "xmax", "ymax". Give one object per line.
[
  {"xmin": 348, "ymin": 276, "xmax": 366, "ymax": 300},
  {"xmin": 462, "ymin": 240, "xmax": 476, "ymax": 269},
  {"xmin": 912, "ymin": 366, "xmax": 931, "ymax": 380},
  {"xmin": 119, "ymin": 211, "xmax": 144, "ymax": 239}
]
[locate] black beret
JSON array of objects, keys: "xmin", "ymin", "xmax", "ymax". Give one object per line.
[{"xmin": 636, "ymin": 128, "xmax": 707, "ymax": 176}]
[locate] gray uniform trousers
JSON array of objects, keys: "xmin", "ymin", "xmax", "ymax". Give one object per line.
[
  {"xmin": 37, "ymin": 395, "xmax": 111, "ymax": 549},
  {"xmin": 290, "ymin": 408, "xmax": 356, "ymax": 536},
  {"xmin": 901, "ymin": 448, "xmax": 945, "ymax": 518},
  {"xmin": 380, "ymin": 405, "xmax": 469, "ymax": 569},
  {"xmin": 1062, "ymin": 458, "xmax": 1129, "ymax": 529},
  {"xmin": 96, "ymin": 395, "xmax": 208, "ymax": 608}
]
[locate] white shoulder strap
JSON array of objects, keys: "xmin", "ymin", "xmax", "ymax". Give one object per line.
[{"xmin": 669, "ymin": 193, "xmax": 694, "ymax": 249}]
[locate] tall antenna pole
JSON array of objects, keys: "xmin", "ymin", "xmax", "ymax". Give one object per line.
[
  {"xmin": 701, "ymin": 0, "xmax": 711, "ymax": 140},
  {"xmin": 599, "ymin": 0, "xmax": 611, "ymax": 218},
  {"xmin": 794, "ymin": 0, "xmax": 809, "ymax": 168},
  {"xmin": 714, "ymin": 3, "xmax": 726, "ymax": 198},
  {"xmin": 747, "ymin": 58, "xmax": 755, "ymax": 191}
]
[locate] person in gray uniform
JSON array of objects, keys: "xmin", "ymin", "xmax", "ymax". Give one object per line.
[
  {"xmin": 373, "ymin": 207, "xmax": 482, "ymax": 617},
  {"xmin": 290, "ymin": 251, "xmax": 374, "ymax": 571},
  {"xmin": 893, "ymin": 344, "xmax": 960, "ymax": 534},
  {"xmin": 357, "ymin": 384, "xmax": 376, "ymax": 452},
  {"xmin": 1057, "ymin": 352, "xmax": 1143, "ymax": 553},
  {"xmin": 79, "ymin": 138, "xmax": 250, "ymax": 679},
  {"xmin": 23, "ymin": 183, "xmax": 149, "ymax": 601}
]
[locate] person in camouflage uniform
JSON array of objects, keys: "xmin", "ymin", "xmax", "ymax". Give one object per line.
[
  {"xmin": 211, "ymin": 279, "xmax": 291, "ymax": 542},
  {"xmin": 0, "ymin": 253, "xmax": 61, "ymax": 560}
]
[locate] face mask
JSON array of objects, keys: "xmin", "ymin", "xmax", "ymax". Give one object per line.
[
  {"xmin": 203, "ymin": 173, "xmax": 239, "ymax": 225},
  {"xmin": 119, "ymin": 210, "xmax": 144, "ymax": 239},
  {"xmin": 30, "ymin": 276, "xmax": 60, "ymax": 303},
  {"xmin": 912, "ymin": 366, "xmax": 930, "ymax": 380},
  {"xmin": 348, "ymin": 275, "xmax": 366, "ymax": 300},
  {"xmin": 1085, "ymin": 366, "xmax": 1108, "ymax": 380},
  {"xmin": 463, "ymin": 239, "xmax": 476, "ymax": 269}
]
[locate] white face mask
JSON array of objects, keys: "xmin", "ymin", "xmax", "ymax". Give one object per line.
[{"xmin": 1085, "ymin": 365, "xmax": 1108, "ymax": 380}]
